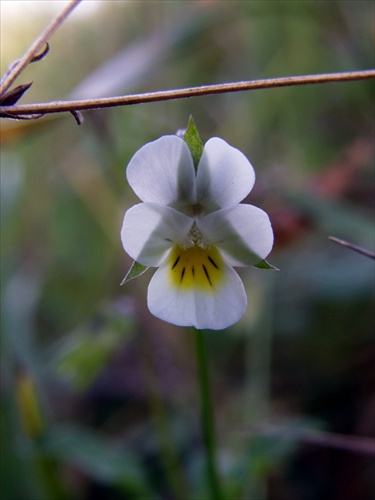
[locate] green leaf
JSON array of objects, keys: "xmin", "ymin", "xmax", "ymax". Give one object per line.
[
  {"xmin": 43, "ymin": 424, "xmax": 152, "ymax": 494},
  {"xmin": 54, "ymin": 329, "xmax": 123, "ymax": 390},
  {"xmin": 183, "ymin": 115, "xmax": 204, "ymax": 170},
  {"xmin": 51, "ymin": 305, "xmax": 134, "ymax": 391},
  {"xmin": 253, "ymin": 259, "xmax": 279, "ymax": 271},
  {"xmin": 120, "ymin": 261, "xmax": 148, "ymax": 285}
]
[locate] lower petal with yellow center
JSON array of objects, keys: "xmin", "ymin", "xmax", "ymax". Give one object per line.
[
  {"xmin": 168, "ymin": 245, "xmax": 224, "ymax": 291},
  {"xmin": 147, "ymin": 245, "xmax": 247, "ymax": 330}
]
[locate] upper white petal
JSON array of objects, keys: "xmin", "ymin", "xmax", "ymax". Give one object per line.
[
  {"xmin": 126, "ymin": 135, "xmax": 196, "ymax": 207},
  {"xmin": 121, "ymin": 203, "xmax": 193, "ymax": 266},
  {"xmin": 196, "ymin": 138, "xmax": 255, "ymax": 212},
  {"xmin": 196, "ymin": 204, "xmax": 274, "ymax": 266},
  {"xmin": 147, "ymin": 257, "xmax": 247, "ymax": 330}
]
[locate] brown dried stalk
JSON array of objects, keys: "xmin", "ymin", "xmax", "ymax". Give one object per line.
[
  {"xmin": 1, "ymin": 69, "xmax": 374, "ymax": 120},
  {"xmin": 0, "ymin": 0, "xmax": 82, "ymax": 97},
  {"xmin": 329, "ymin": 236, "xmax": 375, "ymax": 259}
]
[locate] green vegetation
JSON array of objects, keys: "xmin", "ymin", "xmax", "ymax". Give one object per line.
[{"xmin": 1, "ymin": 1, "xmax": 374, "ymax": 499}]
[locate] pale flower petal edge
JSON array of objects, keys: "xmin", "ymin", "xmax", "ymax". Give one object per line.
[
  {"xmin": 147, "ymin": 257, "xmax": 247, "ymax": 330},
  {"xmin": 197, "ymin": 204, "xmax": 274, "ymax": 267},
  {"xmin": 126, "ymin": 135, "xmax": 196, "ymax": 207},
  {"xmin": 121, "ymin": 203, "xmax": 193, "ymax": 267},
  {"xmin": 196, "ymin": 137, "xmax": 256, "ymax": 211}
]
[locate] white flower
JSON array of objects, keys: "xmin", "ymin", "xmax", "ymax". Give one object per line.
[{"xmin": 121, "ymin": 135, "xmax": 274, "ymax": 330}]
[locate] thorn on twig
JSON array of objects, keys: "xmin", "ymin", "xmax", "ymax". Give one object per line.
[
  {"xmin": 329, "ymin": 236, "xmax": 375, "ymax": 259},
  {"xmin": 70, "ymin": 109, "xmax": 84, "ymax": 125},
  {"xmin": 31, "ymin": 42, "xmax": 50, "ymax": 63},
  {"xmin": 0, "ymin": 82, "xmax": 33, "ymax": 106}
]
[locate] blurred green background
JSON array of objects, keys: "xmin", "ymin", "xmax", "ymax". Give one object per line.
[{"xmin": 1, "ymin": 1, "xmax": 374, "ymax": 499}]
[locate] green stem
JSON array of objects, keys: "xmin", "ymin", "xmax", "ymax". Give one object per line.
[{"xmin": 194, "ymin": 329, "xmax": 222, "ymax": 500}]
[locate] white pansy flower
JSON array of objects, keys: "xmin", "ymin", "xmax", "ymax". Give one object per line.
[{"xmin": 121, "ymin": 135, "xmax": 274, "ymax": 330}]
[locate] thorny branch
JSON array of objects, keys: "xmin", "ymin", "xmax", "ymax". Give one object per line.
[{"xmin": 1, "ymin": 70, "xmax": 374, "ymax": 122}]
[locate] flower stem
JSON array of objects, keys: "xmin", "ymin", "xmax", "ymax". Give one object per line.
[{"xmin": 194, "ymin": 329, "xmax": 222, "ymax": 500}]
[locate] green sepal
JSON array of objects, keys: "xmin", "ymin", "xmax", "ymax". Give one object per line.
[
  {"xmin": 253, "ymin": 259, "xmax": 279, "ymax": 271},
  {"xmin": 183, "ymin": 115, "xmax": 204, "ymax": 170},
  {"xmin": 121, "ymin": 261, "xmax": 149, "ymax": 285}
]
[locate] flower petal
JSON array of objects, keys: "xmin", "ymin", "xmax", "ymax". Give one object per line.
[
  {"xmin": 126, "ymin": 135, "xmax": 196, "ymax": 208},
  {"xmin": 196, "ymin": 138, "xmax": 255, "ymax": 211},
  {"xmin": 197, "ymin": 204, "xmax": 274, "ymax": 266},
  {"xmin": 147, "ymin": 248, "xmax": 247, "ymax": 330},
  {"xmin": 121, "ymin": 203, "xmax": 193, "ymax": 266}
]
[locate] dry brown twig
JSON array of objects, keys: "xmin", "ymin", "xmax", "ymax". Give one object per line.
[
  {"xmin": 0, "ymin": 1, "xmax": 374, "ymax": 124},
  {"xmin": 0, "ymin": 0, "xmax": 82, "ymax": 96},
  {"xmin": 329, "ymin": 236, "xmax": 375, "ymax": 259},
  {"xmin": 0, "ymin": 70, "xmax": 374, "ymax": 122},
  {"xmin": 0, "ymin": 0, "xmax": 83, "ymax": 123}
]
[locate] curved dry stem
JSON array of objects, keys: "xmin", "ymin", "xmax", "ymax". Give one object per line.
[{"xmin": 0, "ymin": 0, "xmax": 82, "ymax": 96}]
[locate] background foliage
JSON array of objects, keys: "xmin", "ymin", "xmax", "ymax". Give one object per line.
[{"xmin": 1, "ymin": 1, "xmax": 374, "ymax": 499}]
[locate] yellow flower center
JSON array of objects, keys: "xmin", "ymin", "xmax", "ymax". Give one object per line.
[{"xmin": 168, "ymin": 244, "xmax": 224, "ymax": 291}]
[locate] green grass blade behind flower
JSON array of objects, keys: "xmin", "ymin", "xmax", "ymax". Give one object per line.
[
  {"xmin": 140, "ymin": 332, "xmax": 189, "ymax": 500},
  {"xmin": 50, "ymin": 307, "xmax": 135, "ymax": 391},
  {"xmin": 244, "ymin": 273, "xmax": 275, "ymax": 499},
  {"xmin": 144, "ymin": 375, "xmax": 189, "ymax": 500},
  {"xmin": 42, "ymin": 424, "xmax": 153, "ymax": 497}
]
